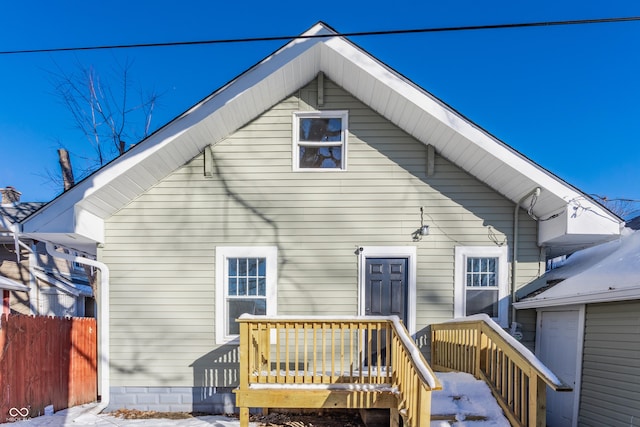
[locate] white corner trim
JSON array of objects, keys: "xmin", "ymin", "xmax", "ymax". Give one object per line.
[{"xmin": 357, "ymin": 246, "xmax": 417, "ymax": 335}]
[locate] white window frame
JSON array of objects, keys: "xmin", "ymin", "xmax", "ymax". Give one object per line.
[
  {"xmin": 215, "ymin": 246, "xmax": 278, "ymax": 344},
  {"xmin": 454, "ymin": 246, "xmax": 509, "ymax": 327},
  {"xmin": 292, "ymin": 110, "xmax": 348, "ymax": 171}
]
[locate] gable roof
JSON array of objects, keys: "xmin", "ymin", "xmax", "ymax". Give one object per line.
[
  {"xmin": 515, "ymin": 227, "xmax": 640, "ymax": 308},
  {"xmin": 21, "ymin": 22, "xmax": 622, "ymax": 255}
]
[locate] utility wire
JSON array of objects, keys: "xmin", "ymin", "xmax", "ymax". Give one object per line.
[{"xmin": 1, "ymin": 16, "xmax": 639, "ymax": 55}]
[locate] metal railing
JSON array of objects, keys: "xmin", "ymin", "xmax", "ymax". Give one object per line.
[
  {"xmin": 431, "ymin": 315, "xmax": 571, "ymax": 427},
  {"xmin": 234, "ymin": 315, "xmax": 441, "ymax": 427}
]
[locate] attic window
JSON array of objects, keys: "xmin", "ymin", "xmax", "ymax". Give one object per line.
[{"xmin": 293, "ymin": 111, "xmax": 348, "ymax": 170}]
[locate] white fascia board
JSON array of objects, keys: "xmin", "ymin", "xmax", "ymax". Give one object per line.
[
  {"xmin": 0, "ymin": 215, "xmax": 16, "ymax": 233},
  {"xmin": 320, "ymin": 36, "xmax": 618, "ymax": 224},
  {"xmin": 74, "ymin": 206, "xmax": 105, "ymax": 243},
  {"xmin": 514, "ymin": 285, "xmax": 640, "ymax": 309},
  {"xmin": 21, "ymin": 203, "xmax": 104, "ymax": 245},
  {"xmin": 0, "ymin": 275, "xmax": 29, "ymax": 292},
  {"xmin": 539, "ymin": 205, "xmax": 621, "ymax": 248}
]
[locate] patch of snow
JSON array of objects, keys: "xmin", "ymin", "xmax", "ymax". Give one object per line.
[
  {"xmin": 517, "ymin": 228, "xmax": 640, "ymax": 307},
  {"xmin": 431, "ymin": 372, "xmax": 510, "ymax": 427}
]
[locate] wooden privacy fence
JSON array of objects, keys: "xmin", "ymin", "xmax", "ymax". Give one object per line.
[
  {"xmin": 0, "ymin": 314, "xmax": 97, "ymax": 421},
  {"xmin": 234, "ymin": 315, "xmax": 441, "ymax": 427},
  {"xmin": 431, "ymin": 315, "xmax": 571, "ymax": 427}
]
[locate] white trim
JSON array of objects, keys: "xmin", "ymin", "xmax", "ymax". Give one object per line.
[
  {"xmin": 514, "ymin": 285, "xmax": 640, "ymax": 309},
  {"xmin": 357, "ymin": 246, "xmax": 416, "ymax": 335},
  {"xmin": 292, "ymin": 110, "xmax": 349, "ymax": 171},
  {"xmin": 0, "ymin": 275, "xmax": 29, "ymax": 292},
  {"xmin": 454, "ymin": 246, "xmax": 509, "ymax": 327},
  {"xmin": 535, "ymin": 305, "xmax": 585, "ymax": 427},
  {"xmin": 215, "ymin": 246, "xmax": 278, "ymax": 344}
]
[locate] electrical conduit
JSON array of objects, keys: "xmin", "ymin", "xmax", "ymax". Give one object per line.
[{"xmin": 511, "ymin": 187, "xmax": 540, "ymax": 328}]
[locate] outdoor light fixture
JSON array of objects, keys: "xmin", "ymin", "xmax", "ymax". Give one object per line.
[{"xmin": 418, "ymin": 207, "xmax": 429, "ymax": 236}]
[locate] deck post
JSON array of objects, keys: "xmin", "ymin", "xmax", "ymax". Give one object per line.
[
  {"xmin": 239, "ymin": 407, "xmax": 249, "ymax": 427},
  {"xmin": 535, "ymin": 377, "xmax": 547, "ymax": 427},
  {"xmin": 390, "ymin": 408, "xmax": 400, "ymax": 427},
  {"xmin": 238, "ymin": 321, "xmax": 250, "ymax": 427},
  {"xmin": 417, "ymin": 383, "xmax": 431, "ymax": 426},
  {"xmin": 527, "ymin": 367, "xmax": 547, "ymax": 427}
]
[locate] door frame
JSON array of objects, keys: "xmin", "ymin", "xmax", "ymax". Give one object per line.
[
  {"xmin": 358, "ymin": 246, "xmax": 416, "ymax": 335},
  {"xmin": 535, "ymin": 305, "xmax": 585, "ymax": 427}
]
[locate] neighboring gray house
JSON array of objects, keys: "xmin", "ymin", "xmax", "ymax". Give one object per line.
[
  {"xmin": 0, "ymin": 186, "xmax": 93, "ymax": 317},
  {"xmin": 515, "ymin": 224, "xmax": 640, "ymax": 427},
  {"xmin": 19, "ymin": 23, "xmax": 622, "ymax": 413}
]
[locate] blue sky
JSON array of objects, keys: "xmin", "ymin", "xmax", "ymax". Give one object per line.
[{"xmin": 1, "ymin": 1, "xmax": 639, "ymax": 216}]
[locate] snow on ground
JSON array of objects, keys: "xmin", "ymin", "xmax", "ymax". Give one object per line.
[
  {"xmin": 1, "ymin": 406, "xmax": 251, "ymax": 427},
  {"xmin": 2, "ymin": 373, "xmax": 509, "ymax": 426},
  {"xmin": 431, "ymin": 372, "xmax": 510, "ymax": 427}
]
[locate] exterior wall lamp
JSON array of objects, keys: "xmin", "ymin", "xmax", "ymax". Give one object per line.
[{"xmin": 413, "ymin": 207, "xmax": 429, "ymax": 240}]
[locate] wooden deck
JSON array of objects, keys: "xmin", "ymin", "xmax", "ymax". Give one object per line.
[
  {"xmin": 235, "ymin": 314, "xmax": 569, "ymax": 427},
  {"xmin": 234, "ymin": 315, "xmax": 440, "ymax": 427}
]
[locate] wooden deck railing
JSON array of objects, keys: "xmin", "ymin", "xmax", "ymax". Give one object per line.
[
  {"xmin": 431, "ymin": 314, "xmax": 571, "ymax": 427},
  {"xmin": 234, "ymin": 315, "xmax": 441, "ymax": 427}
]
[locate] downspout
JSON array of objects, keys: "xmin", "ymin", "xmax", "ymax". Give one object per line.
[
  {"xmin": 511, "ymin": 188, "xmax": 540, "ymax": 327},
  {"xmin": 45, "ymin": 241, "xmax": 110, "ymax": 414}
]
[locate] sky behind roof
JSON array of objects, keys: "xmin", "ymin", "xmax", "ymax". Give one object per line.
[{"xmin": 1, "ymin": 1, "xmax": 639, "ymax": 217}]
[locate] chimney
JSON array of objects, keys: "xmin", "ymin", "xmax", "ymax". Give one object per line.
[{"xmin": 1, "ymin": 187, "xmax": 21, "ymax": 205}]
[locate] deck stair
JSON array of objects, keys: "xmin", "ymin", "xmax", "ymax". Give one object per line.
[{"xmin": 431, "ymin": 315, "xmax": 572, "ymax": 427}]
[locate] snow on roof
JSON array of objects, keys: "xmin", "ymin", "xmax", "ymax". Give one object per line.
[{"xmin": 515, "ymin": 227, "xmax": 640, "ymax": 308}]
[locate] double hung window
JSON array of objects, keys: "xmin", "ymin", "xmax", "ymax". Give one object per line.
[
  {"xmin": 293, "ymin": 111, "xmax": 348, "ymax": 170},
  {"xmin": 455, "ymin": 246, "xmax": 508, "ymax": 327},
  {"xmin": 215, "ymin": 247, "xmax": 277, "ymax": 343}
]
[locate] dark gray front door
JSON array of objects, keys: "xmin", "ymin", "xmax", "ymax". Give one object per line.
[
  {"xmin": 364, "ymin": 258, "xmax": 408, "ymax": 365},
  {"xmin": 364, "ymin": 258, "xmax": 408, "ymax": 323}
]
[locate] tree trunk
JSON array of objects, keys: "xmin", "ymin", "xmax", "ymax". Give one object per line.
[{"xmin": 58, "ymin": 148, "xmax": 75, "ymax": 191}]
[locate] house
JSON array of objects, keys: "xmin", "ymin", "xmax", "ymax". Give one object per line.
[
  {"xmin": 514, "ymin": 222, "xmax": 640, "ymax": 427},
  {"xmin": 19, "ymin": 22, "xmax": 622, "ymax": 414},
  {"xmin": 0, "ymin": 186, "xmax": 93, "ymax": 317}
]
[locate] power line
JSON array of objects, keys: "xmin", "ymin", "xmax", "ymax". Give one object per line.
[{"xmin": 1, "ymin": 16, "xmax": 639, "ymax": 56}]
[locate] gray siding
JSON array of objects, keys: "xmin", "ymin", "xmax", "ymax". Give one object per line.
[
  {"xmin": 515, "ymin": 308, "xmax": 537, "ymax": 352},
  {"xmin": 579, "ymin": 301, "xmax": 640, "ymax": 426},
  {"xmin": 102, "ymin": 78, "xmax": 542, "ymax": 388}
]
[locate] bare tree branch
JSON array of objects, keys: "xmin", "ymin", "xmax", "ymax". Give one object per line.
[{"xmin": 46, "ymin": 59, "xmax": 161, "ymax": 192}]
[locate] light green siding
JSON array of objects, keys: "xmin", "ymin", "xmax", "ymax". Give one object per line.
[
  {"xmin": 579, "ymin": 301, "xmax": 640, "ymax": 426},
  {"xmin": 102, "ymin": 78, "xmax": 542, "ymax": 387}
]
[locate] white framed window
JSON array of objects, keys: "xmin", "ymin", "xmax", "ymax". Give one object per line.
[
  {"xmin": 454, "ymin": 246, "xmax": 508, "ymax": 327},
  {"xmin": 293, "ymin": 110, "xmax": 348, "ymax": 170},
  {"xmin": 215, "ymin": 246, "xmax": 277, "ymax": 344}
]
